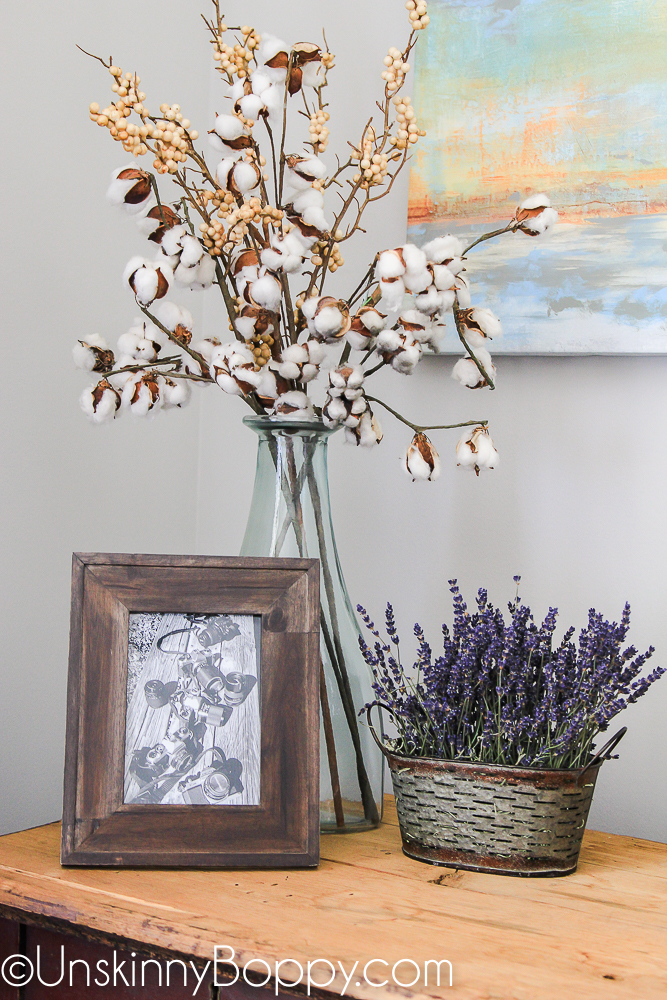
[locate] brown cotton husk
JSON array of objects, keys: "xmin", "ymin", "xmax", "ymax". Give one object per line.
[
  {"xmin": 81, "ymin": 342, "xmax": 115, "ymax": 373},
  {"xmin": 286, "ymin": 154, "xmax": 320, "ymax": 183},
  {"xmin": 146, "ymin": 205, "xmax": 181, "ymax": 243},
  {"xmin": 286, "ymin": 211, "xmax": 322, "ymax": 239},
  {"xmin": 288, "ymin": 65, "xmax": 303, "ymax": 95},
  {"xmin": 92, "ymin": 379, "xmax": 120, "ymax": 413},
  {"xmin": 208, "ymin": 129, "xmax": 253, "ymax": 151},
  {"xmin": 232, "ymin": 249, "xmax": 261, "ymax": 274},
  {"xmin": 131, "ymin": 373, "xmax": 160, "ymax": 409},
  {"xmin": 117, "ymin": 168, "xmax": 151, "ymax": 204},
  {"xmin": 172, "ymin": 324, "xmax": 192, "ymax": 346},
  {"xmin": 265, "ymin": 50, "xmax": 289, "ymax": 70},
  {"xmin": 293, "ymin": 42, "xmax": 321, "ymax": 65},
  {"xmin": 458, "ymin": 308, "xmax": 485, "ymax": 337},
  {"xmin": 154, "ymin": 268, "xmax": 170, "ymax": 300}
]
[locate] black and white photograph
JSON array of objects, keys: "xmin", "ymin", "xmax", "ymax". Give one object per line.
[{"xmin": 124, "ymin": 612, "xmax": 261, "ymax": 806}]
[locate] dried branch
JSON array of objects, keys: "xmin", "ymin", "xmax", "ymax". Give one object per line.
[{"xmin": 365, "ymin": 395, "xmax": 488, "ymax": 434}]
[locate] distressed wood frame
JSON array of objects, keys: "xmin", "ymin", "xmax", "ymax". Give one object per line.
[{"xmin": 61, "ymin": 553, "xmax": 320, "ymax": 868}]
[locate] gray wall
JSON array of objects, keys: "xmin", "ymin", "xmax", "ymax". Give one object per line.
[{"xmin": 1, "ymin": 1, "xmax": 665, "ymax": 842}]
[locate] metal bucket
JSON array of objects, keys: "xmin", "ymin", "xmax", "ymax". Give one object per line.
[{"xmin": 367, "ymin": 703, "xmax": 626, "ymax": 877}]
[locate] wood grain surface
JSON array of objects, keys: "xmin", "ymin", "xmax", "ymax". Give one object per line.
[{"xmin": 2, "ymin": 798, "xmax": 666, "ymax": 1000}]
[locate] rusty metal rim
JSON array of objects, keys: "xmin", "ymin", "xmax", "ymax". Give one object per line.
[{"xmin": 400, "ymin": 847, "xmax": 577, "ymax": 878}]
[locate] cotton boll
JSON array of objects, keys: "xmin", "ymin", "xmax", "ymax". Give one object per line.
[
  {"xmin": 251, "ymin": 70, "xmax": 273, "ymax": 96},
  {"xmin": 438, "ymin": 289, "xmax": 456, "ymax": 312},
  {"xmin": 452, "ymin": 347, "xmax": 495, "ymax": 388},
  {"xmin": 378, "ymin": 277, "xmax": 406, "ymax": 313},
  {"xmin": 121, "ymin": 373, "xmax": 163, "ymax": 418},
  {"xmin": 375, "ymin": 249, "xmax": 405, "ymax": 280},
  {"xmin": 208, "ymin": 131, "xmax": 229, "ymax": 155},
  {"xmin": 413, "ymin": 284, "xmax": 442, "ymax": 315},
  {"xmin": 72, "ymin": 334, "xmax": 113, "ymax": 372},
  {"xmin": 403, "ymin": 269, "xmax": 432, "ymax": 294},
  {"xmin": 421, "ymin": 234, "xmax": 463, "ymax": 264},
  {"xmin": 106, "ymin": 165, "xmax": 152, "ymax": 213},
  {"xmin": 275, "ymin": 359, "xmax": 301, "ymax": 380},
  {"xmin": 251, "ymin": 274, "xmax": 282, "ymax": 311},
  {"xmin": 216, "ymin": 370, "xmax": 244, "ymax": 395},
  {"xmin": 314, "ymin": 306, "xmax": 344, "ymax": 339},
  {"xmin": 305, "ymin": 340, "xmax": 326, "ymax": 365},
  {"xmin": 426, "ymin": 324, "xmax": 447, "ymax": 353},
  {"xmin": 399, "ymin": 310, "xmax": 428, "ymax": 341},
  {"xmin": 354, "ymin": 411, "xmax": 383, "ymax": 447},
  {"xmin": 232, "ymin": 160, "xmax": 261, "ymax": 193},
  {"xmin": 281, "ymin": 344, "xmax": 309, "ymax": 365},
  {"xmin": 302, "ymin": 296, "xmax": 320, "ymax": 323},
  {"xmin": 80, "ymin": 381, "xmax": 121, "ymax": 424},
  {"xmin": 160, "ymin": 224, "xmax": 187, "ymax": 258},
  {"xmin": 271, "ymin": 390, "xmax": 315, "ymax": 420},
  {"xmin": 470, "ymin": 307, "xmax": 502, "ymax": 340},
  {"xmin": 456, "ymin": 426, "xmax": 499, "ymax": 475},
  {"xmin": 376, "ymin": 328, "xmax": 402, "ymax": 354},
  {"xmin": 191, "ymin": 337, "xmax": 221, "ymax": 365},
  {"xmin": 301, "ymin": 205, "xmax": 329, "ymax": 231},
  {"xmin": 255, "ymin": 369, "xmax": 281, "ymax": 401},
  {"xmin": 239, "ymin": 93, "xmax": 265, "ymax": 120},
  {"xmin": 455, "ymin": 277, "xmax": 471, "ymax": 309},
  {"xmin": 358, "ymin": 308, "xmax": 386, "ymax": 334},
  {"xmin": 285, "ymin": 155, "xmax": 328, "ymax": 191},
  {"xmin": 446, "ymin": 257, "xmax": 465, "ymax": 276},
  {"xmin": 432, "ymin": 264, "xmax": 456, "ymax": 290},
  {"xmin": 292, "ymin": 188, "xmax": 325, "ymax": 213},
  {"xmin": 259, "ymin": 35, "xmax": 289, "ymax": 81},
  {"xmin": 117, "ymin": 326, "xmax": 159, "ymax": 362},
  {"xmin": 178, "ymin": 253, "xmax": 216, "ymax": 290},
  {"xmin": 124, "ymin": 257, "xmax": 172, "ymax": 306},
  {"xmin": 302, "ymin": 60, "xmax": 326, "ymax": 88},
  {"xmin": 515, "ymin": 194, "xmax": 558, "ymax": 236},
  {"xmin": 72, "ymin": 342, "xmax": 98, "ymax": 371},
  {"xmin": 162, "ymin": 378, "xmax": 191, "ymax": 409},
  {"xmin": 518, "ymin": 192, "xmax": 551, "ymax": 212},
  {"xmin": 402, "ymin": 244, "xmax": 427, "ymax": 275},
  {"xmin": 261, "ymin": 84, "xmax": 284, "ymax": 120},
  {"xmin": 405, "ymin": 433, "xmax": 440, "ymax": 481},
  {"xmin": 229, "ymin": 80, "xmax": 245, "ymax": 103},
  {"xmin": 525, "ymin": 207, "xmax": 558, "ymax": 234},
  {"xmin": 391, "ymin": 339, "xmax": 422, "ymax": 374},
  {"xmin": 234, "ymin": 316, "xmax": 256, "ymax": 340},
  {"xmin": 216, "ymin": 158, "xmax": 235, "ymax": 189},
  {"xmin": 179, "ymin": 235, "xmax": 204, "ymax": 268},
  {"xmin": 213, "ymin": 113, "xmax": 247, "ymax": 142},
  {"xmin": 322, "ymin": 396, "xmax": 347, "ymax": 425}
]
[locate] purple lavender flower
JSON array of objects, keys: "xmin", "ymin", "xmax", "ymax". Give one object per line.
[{"xmin": 359, "ymin": 583, "xmax": 664, "ymax": 768}]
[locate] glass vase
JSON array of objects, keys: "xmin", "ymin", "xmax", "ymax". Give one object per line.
[{"xmin": 240, "ymin": 415, "xmax": 384, "ymax": 832}]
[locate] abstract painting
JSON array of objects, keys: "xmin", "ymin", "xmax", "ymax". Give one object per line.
[{"xmin": 407, "ymin": 0, "xmax": 667, "ymax": 353}]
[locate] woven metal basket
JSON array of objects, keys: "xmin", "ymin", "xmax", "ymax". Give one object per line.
[{"xmin": 367, "ymin": 703, "xmax": 626, "ymax": 877}]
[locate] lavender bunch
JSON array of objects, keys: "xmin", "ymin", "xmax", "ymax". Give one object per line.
[{"xmin": 358, "ymin": 578, "xmax": 665, "ymax": 769}]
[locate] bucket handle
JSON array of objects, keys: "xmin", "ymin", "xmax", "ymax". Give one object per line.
[
  {"xmin": 578, "ymin": 726, "xmax": 627, "ymax": 781},
  {"xmin": 365, "ymin": 701, "xmax": 401, "ymax": 758}
]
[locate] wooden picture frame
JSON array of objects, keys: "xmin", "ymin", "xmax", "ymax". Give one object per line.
[{"xmin": 61, "ymin": 553, "xmax": 320, "ymax": 868}]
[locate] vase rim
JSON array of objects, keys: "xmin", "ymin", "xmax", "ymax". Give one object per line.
[{"xmin": 243, "ymin": 414, "xmax": 337, "ymax": 436}]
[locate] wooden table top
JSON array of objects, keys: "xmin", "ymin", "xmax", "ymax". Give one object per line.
[{"xmin": 0, "ymin": 797, "xmax": 665, "ymax": 1000}]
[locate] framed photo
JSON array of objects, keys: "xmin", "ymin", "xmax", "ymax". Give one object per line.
[
  {"xmin": 61, "ymin": 553, "xmax": 320, "ymax": 867},
  {"xmin": 408, "ymin": 0, "xmax": 667, "ymax": 354}
]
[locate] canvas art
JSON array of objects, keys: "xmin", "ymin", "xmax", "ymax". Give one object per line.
[
  {"xmin": 124, "ymin": 612, "xmax": 261, "ymax": 805},
  {"xmin": 407, "ymin": 0, "xmax": 667, "ymax": 353}
]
